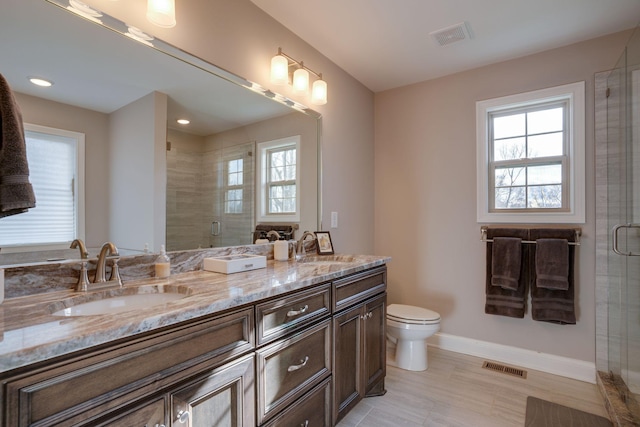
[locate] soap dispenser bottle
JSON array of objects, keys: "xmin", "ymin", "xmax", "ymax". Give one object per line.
[
  {"xmin": 274, "ymin": 238, "xmax": 289, "ymax": 261},
  {"xmin": 155, "ymin": 245, "xmax": 171, "ymax": 278}
]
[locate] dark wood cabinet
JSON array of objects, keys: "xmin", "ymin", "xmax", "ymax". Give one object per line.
[
  {"xmin": 333, "ymin": 293, "xmax": 386, "ymax": 423},
  {"xmin": 92, "ymin": 397, "xmax": 166, "ymax": 427},
  {"xmin": 169, "ymin": 354, "xmax": 255, "ymax": 427},
  {"xmin": 332, "ymin": 267, "xmax": 387, "ymax": 424},
  {"xmin": 1, "ymin": 264, "xmax": 387, "ymax": 427},
  {"xmin": 2, "ymin": 307, "xmax": 254, "ymax": 427}
]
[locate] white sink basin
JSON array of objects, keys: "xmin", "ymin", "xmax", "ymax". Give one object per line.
[{"xmin": 52, "ymin": 292, "xmax": 187, "ymax": 317}]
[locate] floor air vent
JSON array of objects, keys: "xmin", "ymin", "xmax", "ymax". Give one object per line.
[{"xmin": 482, "ymin": 361, "xmax": 527, "ymax": 379}]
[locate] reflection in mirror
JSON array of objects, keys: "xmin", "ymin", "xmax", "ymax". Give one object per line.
[{"xmin": 0, "ymin": 0, "xmax": 320, "ymax": 266}]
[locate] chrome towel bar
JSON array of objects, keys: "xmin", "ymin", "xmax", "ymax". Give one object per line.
[{"xmin": 480, "ymin": 226, "xmax": 581, "ymax": 246}]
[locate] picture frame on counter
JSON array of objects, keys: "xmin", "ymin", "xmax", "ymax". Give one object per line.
[{"xmin": 315, "ymin": 231, "xmax": 334, "ymax": 255}]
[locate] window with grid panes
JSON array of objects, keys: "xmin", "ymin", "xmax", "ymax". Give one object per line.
[
  {"xmin": 476, "ymin": 82, "xmax": 585, "ymax": 223},
  {"xmin": 256, "ymin": 136, "xmax": 301, "ymax": 222},
  {"xmin": 224, "ymin": 158, "xmax": 243, "ymax": 214}
]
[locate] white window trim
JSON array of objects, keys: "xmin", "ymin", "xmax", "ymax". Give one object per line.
[
  {"xmin": 476, "ymin": 81, "xmax": 585, "ymax": 223},
  {"xmin": 1, "ymin": 123, "xmax": 85, "ymax": 253},
  {"xmin": 256, "ymin": 136, "xmax": 301, "ymax": 223}
]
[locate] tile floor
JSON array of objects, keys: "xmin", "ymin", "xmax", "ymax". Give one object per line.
[{"xmin": 336, "ymin": 346, "xmax": 609, "ymax": 427}]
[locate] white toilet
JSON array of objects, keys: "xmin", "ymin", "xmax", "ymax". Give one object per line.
[{"xmin": 387, "ymin": 304, "xmax": 441, "ymax": 371}]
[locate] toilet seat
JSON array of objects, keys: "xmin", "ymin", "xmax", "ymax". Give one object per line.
[{"xmin": 387, "ymin": 304, "xmax": 440, "ymax": 325}]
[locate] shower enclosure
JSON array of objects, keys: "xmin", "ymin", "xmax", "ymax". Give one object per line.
[{"xmin": 597, "ymin": 25, "xmax": 640, "ymax": 425}]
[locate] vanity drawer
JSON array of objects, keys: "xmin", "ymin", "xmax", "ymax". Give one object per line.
[
  {"xmin": 333, "ymin": 266, "xmax": 386, "ymax": 312},
  {"xmin": 256, "ymin": 283, "xmax": 331, "ymax": 346},
  {"xmin": 256, "ymin": 319, "xmax": 331, "ymax": 424},
  {"xmin": 4, "ymin": 307, "xmax": 254, "ymax": 427},
  {"xmin": 261, "ymin": 377, "xmax": 331, "ymax": 427}
]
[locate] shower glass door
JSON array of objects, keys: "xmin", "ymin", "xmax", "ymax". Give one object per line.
[{"xmin": 607, "ymin": 26, "xmax": 640, "ymax": 404}]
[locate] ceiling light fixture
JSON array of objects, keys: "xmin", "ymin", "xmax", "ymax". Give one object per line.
[
  {"xmin": 29, "ymin": 77, "xmax": 53, "ymax": 87},
  {"xmin": 147, "ymin": 0, "xmax": 176, "ymax": 28},
  {"xmin": 177, "ymin": 119, "xmax": 190, "ymax": 125},
  {"xmin": 270, "ymin": 48, "xmax": 327, "ymax": 105}
]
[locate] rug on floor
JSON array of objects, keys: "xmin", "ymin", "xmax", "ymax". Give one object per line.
[{"xmin": 525, "ymin": 396, "xmax": 612, "ymax": 427}]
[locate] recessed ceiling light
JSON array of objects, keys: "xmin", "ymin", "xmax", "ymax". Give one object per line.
[
  {"xmin": 177, "ymin": 119, "xmax": 190, "ymax": 125},
  {"xmin": 29, "ymin": 77, "xmax": 53, "ymax": 87}
]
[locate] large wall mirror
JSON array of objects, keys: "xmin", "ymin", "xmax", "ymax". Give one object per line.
[{"xmin": 0, "ymin": 0, "xmax": 321, "ymax": 266}]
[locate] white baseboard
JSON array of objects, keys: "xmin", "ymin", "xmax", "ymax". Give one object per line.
[{"xmin": 428, "ymin": 332, "xmax": 596, "ymax": 384}]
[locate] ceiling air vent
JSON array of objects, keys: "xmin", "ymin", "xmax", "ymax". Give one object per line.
[{"xmin": 430, "ymin": 21, "xmax": 473, "ymax": 46}]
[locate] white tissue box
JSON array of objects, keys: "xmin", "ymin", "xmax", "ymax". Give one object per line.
[{"xmin": 203, "ymin": 254, "xmax": 267, "ymax": 274}]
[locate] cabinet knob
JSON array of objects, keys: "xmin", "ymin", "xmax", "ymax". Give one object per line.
[
  {"xmin": 176, "ymin": 410, "xmax": 190, "ymax": 424},
  {"xmin": 286, "ymin": 305, "xmax": 309, "ymax": 317},
  {"xmin": 287, "ymin": 356, "xmax": 309, "ymax": 372}
]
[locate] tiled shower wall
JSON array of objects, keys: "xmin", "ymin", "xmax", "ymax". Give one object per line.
[{"xmin": 166, "ymin": 136, "xmax": 255, "ymax": 251}]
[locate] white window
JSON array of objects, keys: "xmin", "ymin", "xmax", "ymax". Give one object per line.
[
  {"xmin": 0, "ymin": 124, "xmax": 85, "ymax": 251},
  {"xmin": 224, "ymin": 157, "xmax": 243, "ymax": 214},
  {"xmin": 476, "ymin": 82, "xmax": 585, "ymax": 223},
  {"xmin": 256, "ymin": 136, "xmax": 301, "ymax": 222}
]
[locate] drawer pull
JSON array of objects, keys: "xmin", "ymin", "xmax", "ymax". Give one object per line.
[
  {"xmin": 286, "ymin": 305, "xmax": 309, "ymax": 317},
  {"xmin": 176, "ymin": 410, "xmax": 190, "ymax": 424},
  {"xmin": 360, "ymin": 311, "xmax": 373, "ymax": 320},
  {"xmin": 287, "ymin": 356, "xmax": 309, "ymax": 372},
  {"xmin": 300, "ymin": 421, "xmax": 309, "ymax": 427}
]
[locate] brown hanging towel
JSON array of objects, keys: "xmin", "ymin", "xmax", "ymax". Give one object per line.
[
  {"xmin": 0, "ymin": 73, "xmax": 36, "ymax": 217},
  {"xmin": 530, "ymin": 228, "xmax": 576, "ymax": 325},
  {"xmin": 485, "ymin": 228, "xmax": 530, "ymax": 318}
]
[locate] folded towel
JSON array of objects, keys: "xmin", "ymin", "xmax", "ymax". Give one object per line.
[
  {"xmin": 491, "ymin": 237, "xmax": 522, "ymax": 290},
  {"xmin": 485, "ymin": 228, "xmax": 530, "ymax": 318},
  {"xmin": 535, "ymin": 238, "xmax": 569, "ymax": 290},
  {"xmin": 530, "ymin": 229, "xmax": 576, "ymax": 325},
  {"xmin": 0, "ymin": 73, "xmax": 36, "ymax": 217}
]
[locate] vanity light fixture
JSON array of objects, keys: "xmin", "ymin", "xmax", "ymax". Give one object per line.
[
  {"xmin": 270, "ymin": 48, "xmax": 327, "ymax": 105},
  {"xmin": 125, "ymin": 26, "xmax": 154, "ymax": 47},
  {"xmin": 29, "ymin": 77, "xmax": 53, "ymax": 87},
  {"xmin": 66, "ymin": 0, "xmax": 103, "ymax": 24},
  {"xmin": 147, "ymin": 0, "xmax": 176, "ymax": 28}
]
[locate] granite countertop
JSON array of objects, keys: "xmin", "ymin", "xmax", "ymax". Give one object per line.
[{"xmin": 0, "ymin": 254, "xmax": 389, "ymax": 374}]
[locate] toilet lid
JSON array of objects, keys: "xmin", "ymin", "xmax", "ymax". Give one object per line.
[{"xmin": 387, "ymin": 304, "xmax": 440, "ymax": 323}]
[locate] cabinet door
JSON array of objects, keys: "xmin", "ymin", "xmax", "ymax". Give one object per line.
[
  {"xmin": 363, "ymin": 294, "xmax": 386, "ymax": 397},
  {"xmin": 332, "ymin": 303, "xmax": 363, "ymax": 424},
  {"xmin": 91, "ymin": 398, "xmax": 166, "ymax": 427},
  {"xmin": 170, "ymin": 354, "xmax": 255, "ymax": 427}
]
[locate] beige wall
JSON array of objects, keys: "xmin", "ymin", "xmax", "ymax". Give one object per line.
[
  {"xmin": 109, "ymin": 92, "xmax": 167, "ymax": 252},
  {"xmin": 374, "ymin": 31, "xmax": 632, "ymax": 362},
  {"xmin": 86, "ymin": 0, "xmax": 376, "ymax": 255}
]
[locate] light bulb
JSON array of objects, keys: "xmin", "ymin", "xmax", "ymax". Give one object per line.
[
  {"xmin": 293, "ymin": 68, "xmax": 309, "ymax": 95},
  {"xmin": 270, "ymin": 55, "xmax": 289, "ymax": 85},
  {"xmin": 147, "ymin": 0, "xmax": 176, "ymax": 28},
  {"xmin": 311, "ymin": 79, "xmax": 327, "ymax": 105}
]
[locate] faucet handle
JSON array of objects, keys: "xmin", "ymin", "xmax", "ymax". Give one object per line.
[
  {"xmin": 108, "ymin": 257, "xmax": 123, "ymax": 287},
  {"xmin": 76, "ymin": 261, "xmax": 90, "ymax": 292}
]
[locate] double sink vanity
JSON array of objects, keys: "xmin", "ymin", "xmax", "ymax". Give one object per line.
[{"xmin": 0, "ymin": 248, "xmax": 389, "ymax": 426}]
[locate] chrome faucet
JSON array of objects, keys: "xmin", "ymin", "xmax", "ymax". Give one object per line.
[
  {"xmin": 93, "ymin": 242, "xmax": 122, "ymax": 288},
  {"xmin": 70, "ymin": 239, "xmax": 90, "ymax": 291},
  {"xmin": 296, "ymin": 231, "xmax": 316, "ymax": 260}
]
